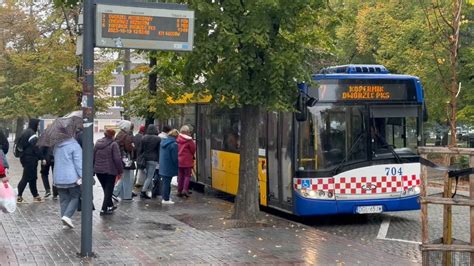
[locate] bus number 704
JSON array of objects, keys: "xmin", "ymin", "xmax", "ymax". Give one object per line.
[{"xmin": 385, "ymin": 167, "xmax": 403, "ymax": 176}]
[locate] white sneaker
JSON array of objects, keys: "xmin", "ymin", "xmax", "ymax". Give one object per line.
[
  {"xmin": 146, "ymin": 191, "xmax": 152, "ymax": 198},
  {"xmin": 61, "ymin": 216, "xmax": 74, "ymax": 228},
  {"xmin": 161, "ymin": 199, "xmax": 175, "ymax": 205}
]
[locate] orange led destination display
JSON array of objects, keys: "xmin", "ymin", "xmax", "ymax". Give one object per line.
[
  {"xmin": 102, "ymin": 13, "xmax": 189, "ymax": 42},
  {"xmin": 342, "ymin": 85, "xmax": 390, "ymax": 100},
  {"xmin": 316, "ymin": 80, "xmax": 416, "ymax": 102}
]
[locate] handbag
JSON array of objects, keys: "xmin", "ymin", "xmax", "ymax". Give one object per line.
[
  {"xmin": 0, "ymin": 179, "xmax": 16, "ymax": 213},
  {"xmin": 122, "ymin": 152, "xmax": 136, "ymax": 170}
]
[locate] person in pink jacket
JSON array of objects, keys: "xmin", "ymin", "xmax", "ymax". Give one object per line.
[{"xmin": 176, "ymin": 125, "xmax": 196, "ymax": 197}]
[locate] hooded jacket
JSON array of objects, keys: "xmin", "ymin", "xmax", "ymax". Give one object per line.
[
  {"xmin": 140, "ymin": 125, "xmax": 161, "ymax": 162},
  {"xmin": 159, "ymin": 137, "xmax": 178, "ymax": 177},
  {"xmin": 94, "ymin": 137, "xmax": 123, "ymax": 176},
  {"xmin": 177, "ymin": 133, "xmax": 196, "ymax": 168},
  {"xmin": 0, "ymin": 129, "xmax": 9, "ymax": 154},
  {"xmin": 53, "ymin": 138, "xmax": 82, "ymax": 186},
  {"xmin": 16, "ymin": 118, "xmax": 41, "ymax": 162}
]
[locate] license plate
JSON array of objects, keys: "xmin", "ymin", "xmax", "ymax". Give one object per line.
[{"xmin": 356, "ymin": 205, "xmax": 383, "ymax": 214}]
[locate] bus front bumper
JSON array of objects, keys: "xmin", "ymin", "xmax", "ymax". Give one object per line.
[{"xmin": 293, "ymin": 193, "xmax": 420, "ymax": 216}]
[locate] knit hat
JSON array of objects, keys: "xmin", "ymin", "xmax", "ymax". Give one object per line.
[
  {"xmin": 117, "ymin": 120, "xmax": 132, "ymax": 131},
  {"xmin": 104, "ymin": 128, "xmax": 116, "ymax": 138},
  {"xmin": 139, "ymin": 125, "xmax": 145, "ymax": 134}
]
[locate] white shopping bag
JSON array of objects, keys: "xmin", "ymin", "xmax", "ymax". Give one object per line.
[
  {"xmin": 0, "ymin": 179, "xmax": 17, "ymax": 213},
  {"xmin": 171, "ymin": 176, "xmax": 178, "ymax": 187}
]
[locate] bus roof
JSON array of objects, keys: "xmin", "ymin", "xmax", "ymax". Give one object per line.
[
  {"xmin": 312, "ymin": 73, "xmax": 421, "ymax": 81},
  {"xmin": 319, "ymin": 64, "xmax": 389, "ymax": 74},
  {"xmin": 314, "ymin": 64, "xmax": 421, "ymax": 81}
]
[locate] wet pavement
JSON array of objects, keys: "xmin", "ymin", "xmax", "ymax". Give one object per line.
[{"xmin": 0, "ymin": 145, "xmax": 421, "ymax": 265}]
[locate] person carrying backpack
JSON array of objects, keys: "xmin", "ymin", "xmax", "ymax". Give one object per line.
[{"xmin": 16, "ymin": 118, "xmax": 43, "ymax": 203}]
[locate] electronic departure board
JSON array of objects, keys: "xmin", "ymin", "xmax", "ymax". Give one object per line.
[{"xmin": 96, "ymin": 4, "xmax": 194, "ymax": 51}]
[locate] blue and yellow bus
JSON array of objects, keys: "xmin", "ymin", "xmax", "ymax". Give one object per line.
[{"xmin": 169, "ymin": 64, "xmax": 425, "ymax": 216}]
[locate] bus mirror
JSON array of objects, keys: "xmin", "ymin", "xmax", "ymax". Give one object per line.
[
  {"xmin": 306, "ymin": 97, "xmax": 317, "ymax": 107},
  {"xmin": 295, "ymin": 93, "xmax": 308, "ymax": 122}
]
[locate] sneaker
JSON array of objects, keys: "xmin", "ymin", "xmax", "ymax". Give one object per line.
[
  {"xmin": 17, "ymin": 196, "xmax": 25, "ymax": 203},
  {"xmin": 33, "ymin": 196, "xmax": 43, "ymax": 203},
  {"xmin": 53, "ymin": 195, "xmax": 58, "ymax": 200},
  {"xmin": 112, "ymin": 195, "xmax": 121, "ymax": 203},
  {"xmin": 100, "ymin": 209, "xmax": 113, "ymax": 216},
  {"xmin": 146, "ymin": 191, "xmax": 152, "ymax": 198},
  {"xmin": 62, "ymin": 225, "xmax": 69, "ymax": 229},
  {"xmin": 44, "ymin": 191, "xmax": 51, "ymax": 198},
  {"xmin": 140, "ymin": 192, "xmax": 151, "ymax": 199},
  {"xmin": 61, "ymin": 216, "xmax": 74, "ymax": 228},
  {"xmin": 161, "ymin": 199, "xmax": 175, "ymax": 205}
]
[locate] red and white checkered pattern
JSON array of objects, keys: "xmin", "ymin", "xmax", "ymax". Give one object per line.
[
  {"xmin": 294, "ymin": 174, "xmax": 419, "ymax": 195},
  {"xmin": 402, "ymin": 174, "xmax": 421, "ymax": 189},
  {"xmin": 294, "ymin": 178, "xmax": 334, "ymax": 191}
]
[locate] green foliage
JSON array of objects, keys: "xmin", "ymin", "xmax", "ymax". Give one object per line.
[
  {"xmin": 121, "ymin": 83, "xmax": 178, "ymax": 120},
  {"xmin": 180, "ymin": 0, "xmax": 330, "ymax": 110},
  {"xmin": 0, "ymin": 1, "xmax": 83, "ymax": 119},
  {"xmin": 52, "ymin": 0, "xmax": 81, "ymax": 8},
  {"xmin": 331, "ymin": 1, "xmax": 473, "ymax": 127}
]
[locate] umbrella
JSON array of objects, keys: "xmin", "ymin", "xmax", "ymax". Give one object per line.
[{"xmin": 38, "ymin": 112, "xmax": 83, "ymax": 148}]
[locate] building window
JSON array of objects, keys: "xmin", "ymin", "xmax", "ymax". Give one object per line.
[
  {"xmin": 110, "ymin": 85, "xmax": 124, "ymax": 107},
  {"xmin": 112, "ymin": 66, "xmax": 123, "ymax": 74}
]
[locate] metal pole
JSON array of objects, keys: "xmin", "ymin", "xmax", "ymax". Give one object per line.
[{"xmin": 81, "ymin": 0, "xmax": 95, "ymax": 257}]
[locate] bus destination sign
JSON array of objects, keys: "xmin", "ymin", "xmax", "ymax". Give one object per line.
[
  {"xmin": 96, "ymin": 4, "xmax": 194, "ymax": 51},
  {"xmin": 341, "ymin": 85, "xmax": 390, "ymax": 100},
  {"xmin": 316, "ymin": 79, "xmax": 416, "ymax": 102}
]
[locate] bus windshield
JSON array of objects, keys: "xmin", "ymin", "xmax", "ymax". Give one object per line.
[{"xmin": 298, "ymin": 104, "xmax": 420, "ymax": 172}]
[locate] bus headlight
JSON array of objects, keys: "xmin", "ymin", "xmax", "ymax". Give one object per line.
[
  {"xmin": 297, "ymin": 189, "xmax": 335, "ymax": 200},
  {"xmin": 402, "ymin": 186, "xmax": 420, "ymax": 197}
]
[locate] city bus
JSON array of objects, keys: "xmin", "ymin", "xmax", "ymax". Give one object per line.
[{"xmin": 169, "ymin": 64, "xmax": 425, "ymax": 216}]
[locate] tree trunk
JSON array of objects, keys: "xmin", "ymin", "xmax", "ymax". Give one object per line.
[
  {"xmin": 233, "ymin": 105, "xmax": 260, "ymax": 221},
  {"xmin": 447, "ymin": 0, "xmax": 461, "ymax": 148},
  {"xmin": 123, "ymin": 49, "xmax": 131, "ymax": 120},
  {"xmin": 15, "ymin": 117, "xmax": 24, "ymax": 142},
  {"xmin": 146, "ymin": 54, "xmax": 157, "ymax": 128}
]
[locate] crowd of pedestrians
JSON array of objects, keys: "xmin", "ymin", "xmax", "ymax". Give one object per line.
[{"xmin": 0, "ymin": 117, "xmax": 196, "ymax": 228}]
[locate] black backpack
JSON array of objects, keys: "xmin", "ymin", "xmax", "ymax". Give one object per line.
[{"xmin": 13, "ymin": 142, "xmax": 23, "ymax": 158}]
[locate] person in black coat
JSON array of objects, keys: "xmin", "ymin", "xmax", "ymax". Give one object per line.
[
  {"xmin": 139, "ymin": 125, "xmax": 161, "ymax": 199},
  {"xmin": 16, "ymin": 118, "xmax": 43, "ymax": 203},
  {"xmin": 40, "ymin": 145, "xmax": 57, "ymax": 198},
  {"xmin": 132, "ymin": 125, "xmax": 146, "ymax": 196},
  {"xmin": 0, "ymin": 128, "xmax": 8, "ymax": 155}
]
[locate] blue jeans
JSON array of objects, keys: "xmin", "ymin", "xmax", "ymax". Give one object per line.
[
  {"xmin": 114, "ymin": 170, "xmax": 133, "ymax": 200},
  {"xmin": 161, "ymin": 175, "xmax": 172, "ymax": 201},
  {"xmin": 58, "ymin": 185, "xmax": 81, "ymax": 218},
  {"xmin": 142, "ymin": 161, "xmax": 158, "ymax": 193}
]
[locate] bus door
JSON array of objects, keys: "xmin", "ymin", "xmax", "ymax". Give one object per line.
[
  {"xmin": 267, "ymin": 112, "xmax": 294, "ymax": 211},
  {"xmin": 196, "ymin": 105, "xmax": 212, "ymax": 186}
]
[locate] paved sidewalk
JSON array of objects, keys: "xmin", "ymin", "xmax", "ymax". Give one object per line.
[{"xmin": 0, "ymin": 148, "xmax": 419, "ymax": 265}]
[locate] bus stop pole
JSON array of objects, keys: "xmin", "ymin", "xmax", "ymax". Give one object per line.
[{"xmin": 81, "ymin": 0, "xmax": 95, "ymax": 257}]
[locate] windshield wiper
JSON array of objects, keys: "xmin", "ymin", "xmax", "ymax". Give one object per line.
[
  {"xmin": 332, "ymin": 132, "xmax": 365, "ymax": 175},
  {"xmin": 373, "ymin": 133, "xmax": 402, "ymax": 164}
]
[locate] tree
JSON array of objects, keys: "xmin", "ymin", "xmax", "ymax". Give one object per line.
[
  {"xmin": 419, "ymin": 0, "xmax": 465, "ymax": 147},
  {"xmin": 331, "ymin": 1, "xmax": 473, "ymax": 143},
  {"xmin": 176, "ymin": 0, "xmax": 330, "ymax": 221}
]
